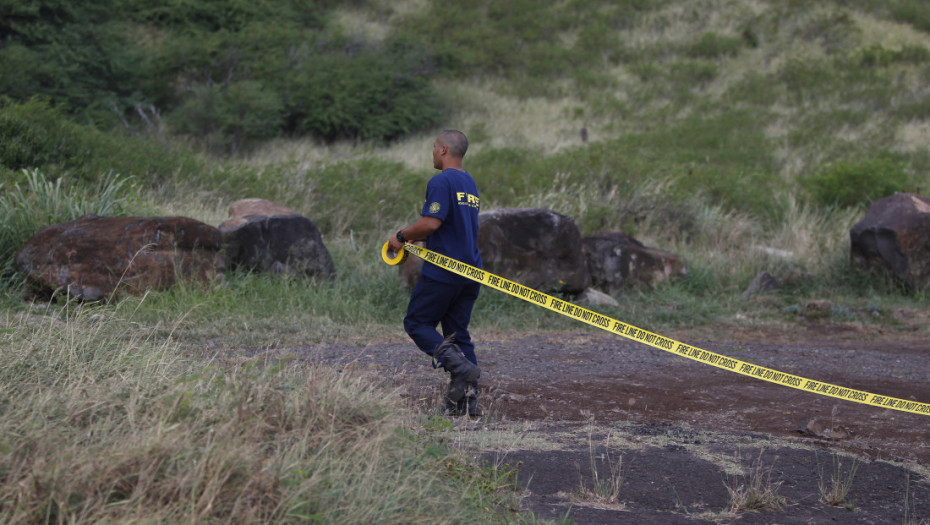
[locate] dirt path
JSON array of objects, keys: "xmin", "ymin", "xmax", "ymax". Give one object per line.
[{"xmin": 280, "ymin": 324, "xmax": 930, "ymax": 524}]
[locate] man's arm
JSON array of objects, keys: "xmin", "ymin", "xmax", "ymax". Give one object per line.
[{"xmin": 388, "ymin": 216, "xmax": 441, "ymax": 251}]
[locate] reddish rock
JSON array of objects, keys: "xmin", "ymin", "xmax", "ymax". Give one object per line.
[
  {"xmin": 397, "ymin": 241, "xmax": 425, "ymax": 289},
  {"xmin": 220, "ymin": 198, "xmax": 301, "ymax": 230},
  {"xmin": 15, "ymin": 215, "xmax": 224, "ymax": 300}
]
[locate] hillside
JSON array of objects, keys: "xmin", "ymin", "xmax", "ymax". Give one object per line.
[
  {"xmin": 3, "ymin": 0, "xmax": 930, "ymax": 298},
  {"xmin": 3, "ymin": 3, "xmax": 930, "ymax": 523}
]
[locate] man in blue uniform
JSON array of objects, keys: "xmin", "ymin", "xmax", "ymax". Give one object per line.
[{"xmin": 386, "ymin": 130, "xmax": 483, "ymax": 417}]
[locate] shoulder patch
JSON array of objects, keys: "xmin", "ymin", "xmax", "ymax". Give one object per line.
[{"xmin": 429, "ymin": 202, "xmax": 441, "ymax": 214}]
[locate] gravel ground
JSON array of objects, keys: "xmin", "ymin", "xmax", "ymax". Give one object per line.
[{"xmin": 251, "ymin": 321, "xmax": 930, "ymax": 524}]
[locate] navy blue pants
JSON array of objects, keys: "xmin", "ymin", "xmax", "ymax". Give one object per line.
[{"xmin": 404, "ymin": 275, "xmax": 481, "ymax": 367}]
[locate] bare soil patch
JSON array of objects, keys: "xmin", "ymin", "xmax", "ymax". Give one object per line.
[{"xmin": 278, "ymin": 320, "xmax": 930, "ymax": 524}]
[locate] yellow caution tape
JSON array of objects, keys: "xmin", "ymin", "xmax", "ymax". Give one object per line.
[
  {"xmin": 381, "ymin": 241, "xmax": 408, "ymax": 265},
  {"xmin": 388, "ymin": 242, "xmax": 930, "ymax": 416}
]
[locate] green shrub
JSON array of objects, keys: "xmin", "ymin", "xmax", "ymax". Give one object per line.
[
  {"xmin": 285, "ymin": 47, "xmax": 441, "ymax": 142},
  {"xmin": 0, "ymin": 97, "xmax": 196, "ymax": 185},
  {"xmin": 1, "ymin": 1, "xmax": 442, "ymax": 146},
  {"xmin": 688, "ymin": 32, "xmax": 744, "ymax": 59},
  {"xmin": 891, "ymin": 1, "xmax": 930, "ymax": 33},
  {"xmin": 0, "ymin": 0, "xmax": 330, "ymax": 128},
  {"xmin": 169, "ymin": 80, "xmax": 285, "ymax": 155},
  {"xmin": 668, "ymin": 59, "xmax": 719, "ymax": 87},
  {"xmin": 128, "ymin": 0, "xmax": 332, "ymax": 34},
  {"xmin": 151, "ymin": 23, "xmax": 441, "ymax": 144},
  {"xmin": 0, "ymin": 0, "xmax": 145, "ymax": 126},
  {"xmin": 801, "ymin": 157, "xmax": 914, "ymax": 208},
  {"xmin": 137, "ymin": 2, "xmax": 443, "ymax": 144},
  {"xmin": 0, "ymin": 43, "xmax": 45, "ymax": 102},
  {"xmin": 857, "ymin": 44, "xmax": 930, "ymax": 67},
  {"xmin": 394, "ymin": 0, "xmax": 657, "ymax": 81}
]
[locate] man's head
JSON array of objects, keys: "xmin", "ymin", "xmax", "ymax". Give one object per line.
[{"xmin": 433, "ymin": 130, "xmax": 468, "ymax": 170}]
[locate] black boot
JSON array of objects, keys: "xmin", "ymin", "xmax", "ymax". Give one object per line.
[
  {"xmin": 466, "ymin": 384, "xmax": 480, "ymax": 417},
  {"xmin": 434, "ymin": 338, "xmax": 480, "ymax": 405},
  {"xmin": 446, "ymin": 382, "xmax": 480, "ymax": 417}
]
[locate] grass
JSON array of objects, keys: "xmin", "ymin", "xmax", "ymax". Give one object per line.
[
  {"xmin": 817, "ymin": 452, "xmax": 861, "ymax": 509},
  {"xmin": 724, "ymin": 449, "xmax": 786, "ymax": 513},
  {"xmin": 574, "ymin": 428, "xmax": 625, "ymax": 507},
  {"xmin": 903, "ymin": 473, "xmax": 927, "ymax": 525},
  {"xmin": 0, "ymin": 300, "xmax": 535, "ymax": 524},
  {"xmin": 112, "ymin": 234, "xmax": 417, "ymax": 347}
]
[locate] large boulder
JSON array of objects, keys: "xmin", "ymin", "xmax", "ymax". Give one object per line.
[
  {"xmin": 850, "ymin": 193, "xmax": 930, "ymax": 289},
  {"xmin": 477, "ymin": 208, "xmax": 590, "ymax": 294},
  {"xmin": 582, "ymin": 232, "xmax": 688, "ymax": 291},
  {"xmin": 218, "ymin": 198, "xmax": 335, "ymax": 278},
  {"xmin": 14, "ymin": 215, "xmax": 223, "ymax": 301}
]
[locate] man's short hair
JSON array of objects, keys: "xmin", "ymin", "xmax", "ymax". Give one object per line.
[{"xmin": 439, "ymin": 130, "xmax": 468, "ymax": 158}]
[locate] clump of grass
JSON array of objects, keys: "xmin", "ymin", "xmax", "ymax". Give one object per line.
[
  {"xmin": 818, "ymin": 452, "xmax": 860, "ymax": 509},
  {"xmin": 903, "ymin": 472, "xmax": 926, "ymax": 525},
  {"xmin": 575, "ymin": 427, "xmax": 624, "ymax": 507},
  {"xmin": 0, "ymin": 301, "xmax": 516, "ymax": 523},
  {"xmin": 724, "ymin": 449, "xmax": 786, "ymax": 513}
]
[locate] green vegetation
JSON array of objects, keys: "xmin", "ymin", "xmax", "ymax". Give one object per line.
[
  {"xmin": 3, "ymin": 0, "xmax": 930, "ymax": 521},
  {"xmin": 0, "ymin": 97, "xmax": 194, "ymax": 184},
  {"xmin": 0, "ymin": 0, "xmax": 440, "ymax": 148},
  {"xmin": 801, "ymin": 156, "xmax": 915, "ymax": 208}
]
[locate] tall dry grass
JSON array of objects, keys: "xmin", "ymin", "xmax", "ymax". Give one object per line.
[{"xmin": 0, "ymin": 302, "xmax": 502, "ymax": 524}]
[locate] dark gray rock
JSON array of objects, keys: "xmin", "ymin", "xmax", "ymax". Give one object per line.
[
  {"xmin": 582, "ymin": 232, "xmax": 687, "ymax": 292},
  {"xmin": 850, "ymin": 193, "xmax": 930, "ymax": 290},
  {"xmin": 743, "ymin": 271, "xmax": 779, "ymax": 298},
  {"xmin": 478, "ymin": 208, "xmax": 590, "ymax": 294},
  {"xmin": 219, "ymin": 199, "xmax": 335, "ymax": 279}
]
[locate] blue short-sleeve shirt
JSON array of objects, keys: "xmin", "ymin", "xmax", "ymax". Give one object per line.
[{"xmin": 420, "ymin": 168, "xmax": 482, "ymax": 284}]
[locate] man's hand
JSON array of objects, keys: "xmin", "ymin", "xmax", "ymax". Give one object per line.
[{"xmin": 387, "ymin": 232, "xmax": 404, "ymax": 253}]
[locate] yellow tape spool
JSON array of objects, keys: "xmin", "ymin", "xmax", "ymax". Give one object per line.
[{"xmin": 381, "ymin": 241, "xmax": 408, "ymax": 265}]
